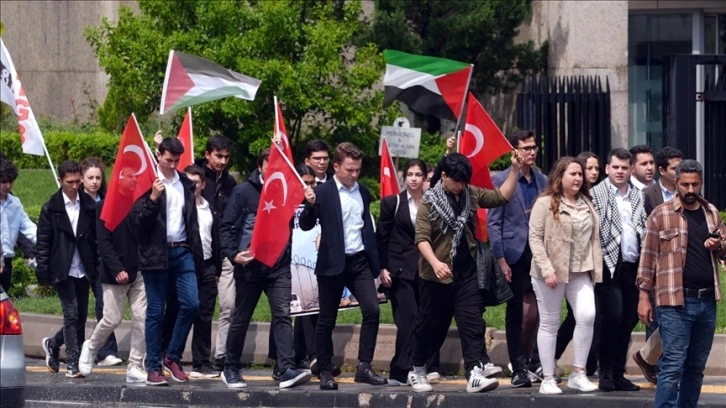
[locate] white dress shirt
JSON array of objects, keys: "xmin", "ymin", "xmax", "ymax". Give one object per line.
[
  {"xmin": 334, "ymin": 176, "xmax": 365, "ymax": 255},
  {"xmin": 407, "ymin": 191, "xmax": 418, "ymax": 226},
  {"xmin": 197, "ymin": 197, "xmax": 213, "ymax": 260},
  {"xmin": 63, "ymin": 192, "xmax": 85, "ymax": 278},
  {"xmin": 612, "ymin": 184, "xmax": 639, "ymax": 263},
  {"xmin": 659, "ymin": 179, "xmax": 676, "ymax": 204},
  {"xmin": 160, "ymin": 168, "xmax": 187, "ymax": 243}
]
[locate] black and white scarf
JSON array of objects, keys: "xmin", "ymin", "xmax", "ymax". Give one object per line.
[{"xmin": 423, "ymin": 181, "xmax": 471, "ymax": 261}]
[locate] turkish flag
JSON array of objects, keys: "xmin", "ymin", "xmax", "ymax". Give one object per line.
[
  {"xmin": 459, "ymin": 93, "xmax": 512, "ymax": 189},
  {"xmin": 274, "ymin": 96, "xmax": 294, "ymax": 161},
  {"xmin": 380, "ymin": 137, "xmax": 400, "ymax": 198},
  {"xmin": 101, "ymin": 114, "xmax": 157, "ymax": 231},
  {"xmin": 249, "ymin": 143, "xmax": 305, "ymax": 267},
  {"xmin": 177, "ymin": 107, "xmax": 194, "ymax": 169}
]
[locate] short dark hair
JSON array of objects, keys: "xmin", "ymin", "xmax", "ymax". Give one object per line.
[
  {"xmin": 629, "ymin": 144, "xmax": 653, "ymax": 160},
  {"xmin": 305, "ymin": 139, "xmax": 330, "ymax": 159},
  {"xmin": 508, "ymin": 129, "xmax": 535, "ymax": 147},
  {"xmin": 333, "ymin": 142, "xmax": 363, "ymax": 165},
  {"xmin": 206, "ymin": 134, "xmax": 233, "ymax": 153},
  {"xmin": 0, "ymin": 157, "xmax": 19, "ymax": 183},
  {"xmin": 403, "ymin": 159, "xmax": 426, "ymax": 175},
  {"xmin": 296, "ymin": 163, "xmax": 316, "ymax": 177},
  {"xmin": 675, "ymin": 159, "xmax": 703, "ymax": 180},
  {"xmin": 257, "ymin": 148, "xmax": 271, "ymax": 167},
  {"xmin": 441, "ymin": 153, "xmax": 472, "ymax": 183},
  {"xmin": 655, "ymin": 146, "xmax": 684, "ymax": 171},
  {"xmin": 58, "ymin": 160, "xmax": 82, "ymax": 179},
  {"xmin": 183, "ymin": 164, "xmax": 205, "ymax": 180},
  {"xmin": 426, "ymin": 163, "xmax": 435, "ymax": 174},
  {"xmin": 607, "ymin": 148, "xmax": 632, "ymax": 165},
  {"xmin": 158, "ymin": 137, "xmax": 184, "ymax": 155}
]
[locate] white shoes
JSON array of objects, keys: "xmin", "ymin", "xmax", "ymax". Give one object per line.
[
  {"xmin": 97, "ymin": 354, "xmax": 124, "ymax": 367},
  {"xmin": 539, "ymin": 377, "xmax": 563, "ymax": 394},
  {"xmin": 78, "ymin": 340, "xmax": 97, "ymax": 377},
  {"xmin": 481, "ymin": 362, "xmax": 503, "ymax": 378},
  {"xmin": 126, "ymin": 365, "xmax": 147, "ymax": 383},
  {"xmin": 567, "ymin": 372, "xmax": 598, "ymax": 392},
  {"xmin": 408, "ymin": 367, "xmax": 433, "ymax": 392},
  {"xmin": 466, "ymin": 365, "xmax": 499, "ymax": 393}
]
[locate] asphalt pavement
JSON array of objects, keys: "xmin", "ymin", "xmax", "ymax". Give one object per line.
[{"xmin": 23, "ymin": 358, "xmax": 726, "ymax": 408}]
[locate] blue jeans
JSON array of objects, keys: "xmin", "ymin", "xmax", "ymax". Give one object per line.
[
  {"xmin": 143, "ymin": 247, "xmax": 199, "ymax": 372},
  {"xmin": 655, "ymin": 297, "xmax": 716, "ymax": 408}
]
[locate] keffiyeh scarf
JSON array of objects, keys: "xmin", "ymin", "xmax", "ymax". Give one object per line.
[{"xmin": 423, "ymin": 180, "xmax": 471, "ymax": 261}]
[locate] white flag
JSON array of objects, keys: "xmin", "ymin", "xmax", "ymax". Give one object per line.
[{"xmin": 1, "ymin": 38, "xmax": 46, "ymax": 156}]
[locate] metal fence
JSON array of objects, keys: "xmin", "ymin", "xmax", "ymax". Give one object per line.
[{"xmin": 516, "ymin": 75, "xmax": 611, "ymax": 173}]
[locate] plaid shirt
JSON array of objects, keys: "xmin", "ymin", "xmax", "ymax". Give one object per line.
[{"xmin": 636, "ymin": 195, "xmax": 726, "ymax": 306}]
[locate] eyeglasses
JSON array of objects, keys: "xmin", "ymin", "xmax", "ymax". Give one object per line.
[
  {"xmin": 309, "ymin": 156, "xmax": 329, "ymax": 162},
  {"xmin": 518, "ymin": 145, "xmax": 539, "ymax": 153}
]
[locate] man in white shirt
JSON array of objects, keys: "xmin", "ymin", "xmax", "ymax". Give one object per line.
[
  {"xmin": 37, "ymin": 160, "xmax": 98, "ymax": 378},
  {"xmin": 629, "ymin": 145, "xmax": 656, "ymax": 191}
]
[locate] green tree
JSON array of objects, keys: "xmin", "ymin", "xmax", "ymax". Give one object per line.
[
  {"xmin": 363, "ymin": 0, "xmax": 547, "ymax": 96},
  {"xmin": 85, "ymin": 0, "xmax": 398, "ymax": 173}
]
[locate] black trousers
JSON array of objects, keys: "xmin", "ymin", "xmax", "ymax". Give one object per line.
[
  {"xmin": 91, "ymin": 277, "xmax": 119, "ymax": 360},
  {"xmin": 555, "ymin": 297, "xmax": 601, "ymax": 374},
  {"xmin": 505, "ymin": 247, "xmax": 540, "ymax": 372},
  {"xmin": 410, "ymin": 271, "xmax": 491, "ymax": 375},
  {"xmin": 225, "ymin": 273, "xmax": 294, "ymax": 372},
  {"xmin": 0, "ymin": 257, "xmax": 12, "ymax": 295},
  {"xmin": 388, "ymin": 275, "xmax": 440, "ymax": 382},
  {"xmin": 192, "ymin": 260, "xmax": 218, "ymax": 368},
  {"xmin": 316, "ymin": 252, "xmax": 380, "ymax": 372},
  {"xmin": 596, "ymin": 259, "xmax": 639, "ymax": 377},
  {"xmin": 51, "ymin": 276, "xmax": 89, "ymax": 364},
  {"xmin": 294, "ymin": 315, "xmax": 317, "ymax": 362}
]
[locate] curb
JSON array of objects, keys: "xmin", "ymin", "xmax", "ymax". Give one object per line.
[{"xmin": 20, "ymin": 313, "xmax": 726, "ymax": 376}]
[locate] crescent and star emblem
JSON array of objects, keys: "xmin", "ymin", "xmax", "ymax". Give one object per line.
[
  {"xmin": 464, "ymin": 124, "xmax": 484, "ymax": 158},
  {"xmin": 122, "ymin": 145, "xmax": 148, "ymax": 176},
  {"xmin": 262, "ymin": 171, "xmax": 289, "ymax": 214}
]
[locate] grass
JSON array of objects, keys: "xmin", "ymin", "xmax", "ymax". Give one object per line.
[{"xmin": 12, "ymin": 168, "xmax": 59, "ymax": 209}]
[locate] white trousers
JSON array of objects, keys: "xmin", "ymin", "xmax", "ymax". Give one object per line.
[
  {"xmin": 89, "ymin": 273, "xmax": 146, "ymax": 369},
  {"xmin": 214, "ymin": 257, "xmax": 236, "ymax": 359},
  {"xmin": 532, "ymin": 272, "xmax": 595, "ymax": 376}
]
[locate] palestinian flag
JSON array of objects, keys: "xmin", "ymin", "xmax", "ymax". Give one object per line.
[
  {"xmin": 160, "ymin": 50, "xmax": 262, "ymax": 114},
  {"xmin": 383, "ymin": 50, "xmax": 472, "ymax": 121}
]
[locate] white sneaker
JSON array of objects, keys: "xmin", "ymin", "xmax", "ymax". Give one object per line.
[
  {"xmin": 97, "ymin": 355, "xmax": 124, "ymax": 367},
  {"xmin": 567, "ymin": 372, "xmax": 598, "ymax": 392},
  {"xmin": 126, "ymin": 365, "xmax": 147, "ymax": 383},
  {"xmin": 466, "ymin": 365, "xmax": 499, "ymax": 393},
  {"xmin": 407, "ymin": 367, "xmax": 433, "ymax": 392},
  {"xmin": 481, "ymin": 362, "xmax": 503, "ymax": 378},
  {"xmin": 426, "ymin": 371, "xmax": 441, "ymax": 384},
  {"xmin": 539, "ymin": 377, "xmax": 563, "ymax": 394},
  {"xmin": 79, "ymin": 340, "xmax": 97, "ymax": 377}
]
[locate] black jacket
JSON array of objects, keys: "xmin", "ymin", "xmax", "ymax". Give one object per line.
[
  {"xmin": 376, "ymin": 191, "xmax": 418, "ymax": 281},
  {"xmin": 195, "ymin": 159, "xmax": 236, "ymax": 274},
  {"xmin": 35, "ymin": 189, "xmax": 98, "ymax": 285},
  {"xmin": 299, "ymin": 178, "xmax": 380, "ymax": 277},
  {"xmin": 133, "ymin": 171, "xmax": 203, "ymax": 271},
  {"xmin": 96, "ymin": 201, "xmax": 139, "ymax": 285},
  {"xmin": 220, "ymin": 169, "xmax": 290, "ymax": 281}
]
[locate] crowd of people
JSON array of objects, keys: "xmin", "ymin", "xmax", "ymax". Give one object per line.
[{"xmin": 0, "ymin": 130, "xmax": 723, "ymax": 407}]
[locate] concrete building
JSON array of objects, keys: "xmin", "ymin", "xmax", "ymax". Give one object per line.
[{"xmin": 1, "ymin": 0, "xmax": 724, "ymax": 153}]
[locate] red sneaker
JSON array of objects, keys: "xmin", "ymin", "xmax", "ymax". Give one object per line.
[
  {"xmin": 163, "ymin": 356, "xmax": 189, "ymax": 382},
  {"xmin": 146, "ymin": 370, "xmax": 169, "ymax": 386}
]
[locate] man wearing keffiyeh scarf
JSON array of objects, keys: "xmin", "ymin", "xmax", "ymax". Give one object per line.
[{"xmin": 406, "ymin": 152, "xmax": 523, "ymax": 394}]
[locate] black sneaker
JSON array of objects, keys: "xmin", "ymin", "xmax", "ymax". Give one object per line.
[
  {"xmin": 222, "ymin": 369, "xmax": 247, "ymax": 389},
  {"xmin": 510, "ymin": 370, "xmax": 532, "ymax": 388},
  {"xmin": 66, "ymin": 363, "xmax": 83, "ymax": 378},
  {"xmin": 190, "ymin": 364, "xmax": 221, "ymax": 378},
  {"xmin": 278, "ymin": 367, "xmax": 312, "ymax": 389},
  {"xmin": 42, "ymin": 337, "xmax": 59, "ymax": 373}
]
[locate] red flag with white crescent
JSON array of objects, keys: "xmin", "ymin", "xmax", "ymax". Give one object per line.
[
  {"xmin": 177, "ymin": 107, "xmax": 194, "ymax": 169},
  {"xmin": 100, "ymin": 114, "xmax": 157, "ymax": 231},
  {"xmin": 380, "ymin": 137, "xmax": 400, "ymax": 198},
  {"xmin": 459, "ymin": 93, "xmax": 512, "ymax": 189},
  {"xmin": 274, "ymin": 96, "xmax": 294, "ymax": 161},
  {"xmin": 249, "ymin": 143, "xmax": 305, "ymax": 267}
]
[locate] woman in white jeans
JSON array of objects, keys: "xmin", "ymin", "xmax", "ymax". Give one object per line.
[{"xmin": 528, "ymin": 157, "xmax": 603, "ymax": 395}]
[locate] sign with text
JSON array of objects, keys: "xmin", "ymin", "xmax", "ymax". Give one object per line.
[{"xmin": 379, "ymin": 126, "xmax": 421, "ymax": 158}]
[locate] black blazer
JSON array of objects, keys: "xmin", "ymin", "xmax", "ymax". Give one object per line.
[
  {"xmin": 377, "ymin": 191, "xmax": 418, "ymax": 281},
  {"xmin": 642, "ymin": 182, "xmax": 664, "ymax": 216},
  {"xmin": 96, "ymin": 201, "xmax": 139, "ymax": 285},
  {"xmin": 299, "ymin": 178, "xmax": 380, "ymax": 278}
]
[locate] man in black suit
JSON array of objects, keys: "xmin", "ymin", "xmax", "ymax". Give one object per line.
[{"xmin": 299, "ymin": 142, "xmax": 387, "ymax": 390}]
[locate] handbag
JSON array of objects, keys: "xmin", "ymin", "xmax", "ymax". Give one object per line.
[{"xmin": 476, "ymin": 240, "xmax": 513, "ymax": 306}]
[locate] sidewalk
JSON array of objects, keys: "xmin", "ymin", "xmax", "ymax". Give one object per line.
[{"xmin": 23, "ymin": 359, "xmax": 726, "ymax": 408}]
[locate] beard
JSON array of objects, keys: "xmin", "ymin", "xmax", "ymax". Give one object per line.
[{"xmin": 681, "ymin": 193, "xmax": 699, "ymax": 204}]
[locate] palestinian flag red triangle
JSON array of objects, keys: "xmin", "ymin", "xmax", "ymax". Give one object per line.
[{"xmin": 160, "ymin": 50, "xmax": 262, "ymax": 114}]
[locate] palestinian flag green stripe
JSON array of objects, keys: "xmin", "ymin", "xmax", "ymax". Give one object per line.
[{"xmin": 383, "ymin": 50, "xmax": 469, "ymax": 76}]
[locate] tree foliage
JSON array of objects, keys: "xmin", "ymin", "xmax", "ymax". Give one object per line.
[
  {"xmin": 363, "ymin": 0, "xmax": 547, "ymax": 95},
  {"xmin": 85, "ymin": 0, "xmax": 397, "ymax": 172}
]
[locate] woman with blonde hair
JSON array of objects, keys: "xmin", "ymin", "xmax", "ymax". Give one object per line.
[{"xmin": 529, "ymin": 156, "xmax": 602, "ymax": 395}]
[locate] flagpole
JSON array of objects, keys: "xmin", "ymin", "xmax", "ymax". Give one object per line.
[
  {"xmin": 42, "ymin": 142, "xmax": 60, "ymax": 188},
  {"xmin": 272, "ymin": 141, "xmax": 305, "ymax": 186},
  {"xmin": 453, "ymin": 64, "xmax": 475, "ymax": 150}
]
